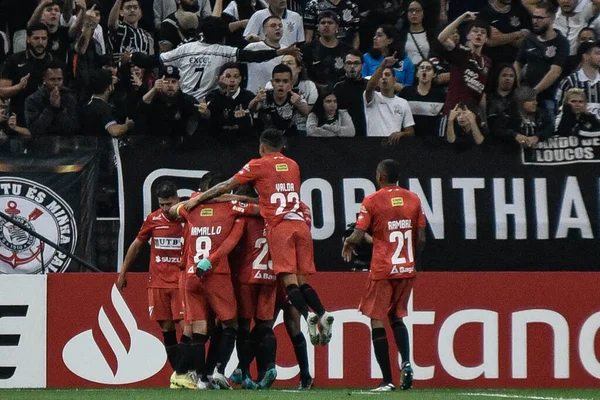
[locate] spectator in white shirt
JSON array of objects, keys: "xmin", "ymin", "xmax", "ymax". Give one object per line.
[
  {"xmin": 244, "ymin": 15, "xmax": 284, "ymax": 93},
  {"xmin": 243, "ymin": 0, "xmax": 305, "ymax": 47},
  {"xmin": 555, "ymin": 0, "xmax": 600, "ymax": 56}
]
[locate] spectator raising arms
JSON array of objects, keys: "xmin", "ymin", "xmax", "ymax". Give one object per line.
[
  {"xmin": 306, "ymin": 90, "xmax": 355, "ymax": 137},
  {"xmin": 363, "ymin": 25, "xmax": 414, "ymax": 92},
  {"xmin": 446, "ymin": 104, "xmax": 485, "ymax": 149}
]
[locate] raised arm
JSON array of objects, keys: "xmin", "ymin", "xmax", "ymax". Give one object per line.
[
  {"xmin": 365, "ymin": 54, "xmax": 398, "ymax": 103},
  {"xmin": 108, "ymin": 0, "xmax": 122, "ymax": 31},
  {"xmin": 28, "ymin": 0, "xmax": 52, "ymax": 27},
  {"xmin": 186, "ymin": 177, "xmax": 241, "ymax": 209},
  {"xmin": 437, "ymin": 11, "xmax": 477, "ymax": 51}
]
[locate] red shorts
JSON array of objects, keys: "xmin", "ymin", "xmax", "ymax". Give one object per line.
[
  {"xmin": 267, "ymin": 220, "xmax": 316, "ymax": 276},
  {"xmin": 185, "ymin": 272, "xmax": 237, "ymax": 322},
  {"xmin": 179, "ymin": 270, "xmax": 192, "ymax": 325},
  {"xmin": 148, "ymin": 287, "xmax": 184, "ymax": 321},
  {"xmin": 235, "ymin": 282, "xmax": 277, "ymax": 321},
  {"xmin": 359, "ymin": 277, "xmax": 415, "ymax": 321}
]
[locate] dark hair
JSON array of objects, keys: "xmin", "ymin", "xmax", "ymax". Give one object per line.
[
  {"xmin": 466, "ymin": 19, "xmax": 491, "ymax": 38},
  {"xmin": 377, "ymin": 159, "xmax": 401, "ymax": 184},
  {"xmin": 27, "ymin": 23, "xmax": 49, "ymax": 37},
  {"xmin": 198, "ymin": 171, "xmax": 214, "ymax": 192},
  {"xmin": 219, "ymin": 62, "xmax": 242, "ymax": 77},
  {"xmin": 578, "ymin": 27, "xmax": 597, "ymax": 41},
  {"xmin": 120, "ymin": 0, "xmax": 140, "ymax": 9},
  {"xmin": 208, "ymin": 174, "xmax": 226, "ymax": 189},
  {"xmin": 42, "ymin": 0, "xmax": 61, "ymax": 9},
  {"xmin": 236, "ymin": 0, "xmax": 264, "ymax": 20},
  {"xmin": 313, "ymin": 89, "xmax": 338, "ymax": 126},
  {"xmin": 282, "ymin": 55, "xmax": 309, "ymax": 82},
  {"xmin": 535, "ymin": 1, "xmax": 558, "ymax": 16},
  {"xmin": 368, "ymin": 25, "xmax": 403, "ymax": 60},
  {"xmin": 156, "ymin": 181, "xmax": 178, "ymax": 199},
  {"xmin": 413, "ymin": 59, "xmax": 435, "ymax": 84},
  {"xmin": 260, "ymin": 129, "xmax": 284, "ymax": 149},
  {"xmin": 345, "ymin": 48, "xmax": 363, "ymax": 63},
  {"xmin": 89, "ymin": 69, "xmax": 113, "ymax": 95},
  {"xmin": 398, "ymin": 0, "xmax": 438, "ymax": 59},
  {"xmin": 490, "ymin": 63, "xmax": 517, "ymax": 94},
  {"xmin": 262, "ymin": 15, "xmax": 281, "ymax": 27},
  {"xmin": 43, "ymin": 61, "xmax": 64, "ymax": 76},
  {"xmin": 201, "ymin": 17, "xmax": 229, "ymax": 44},
  {"xmin": 87, "ymin": 0, "xmax": 102, "ymax": 13},
  {"xmin": 272, "ymin": 63, "xmax": 293, "ymax": 79}
]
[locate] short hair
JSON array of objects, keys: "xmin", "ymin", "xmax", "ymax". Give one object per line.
[
  {"xmin": 260, "ymin": 129, "xmax": 284, "ymax": 149},
  {"xmin": 577, "ymin": 40, "xmax": 600, "ymax": 58},
  {"xmin": 156, "ymin": 181, "xmax": 178, "ymax": 199},
  {"xmin": 219, "ymin": 62, "xmax": 242, "ymax": 77},
  {"xmin": 89, "ymin": 69, "xmax": 113, "ymax": 95},
  {"xmin": 563, "ymin": 88, "xmax": 587, "ymax": 105},
  {"xmin": 42, "ymin": 0, "xmax": 61, "ymax": 9},
  {"xmin": 208, "ymin": 174, "xmax": 226, "ymax": 189},
  {"xmin": 120, "ymin": 0, "xmax": 140, "ymax": 9},
  {"xmin": 201, "ymin": 17, "xmax": 229, "ymax": 44},
  {"xmin": 43, "ymin": 61, "xmax": 64, "ymax": 76},
  {"xmin": 345, "ymin": 48, "xmax": 363, "ymax": 63},
  {"xmin": 377, "ymin": 159, "xmax": 401, "ymax": 184},
  {"xmin": 262, "ymin": 15, "xmax": 281, "ymax": 27},
  {"xmin": 27, "ymin": 23, "xmax": 49, "ymax": 37},
  {"xmin": 466, "ymin": 19, "xmax": 491, "ymax": 38},
  {"xmin": 382, "ymin": 66, "xmax": 395, "ymax": 76},
  {"xmin": 535, "ymin": 1, "xmax": 558, "ymax": 16},
  {"xmin": 272, "ymin": 63, "xmax": 292, "ymax": 78}
]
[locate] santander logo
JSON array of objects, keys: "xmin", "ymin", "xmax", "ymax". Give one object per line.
[{"xmin": 62, "ymin": 285, "xmax": 166, "ymax": 384}]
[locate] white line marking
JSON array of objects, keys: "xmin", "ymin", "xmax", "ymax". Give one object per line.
[{"xmin": 459, "ymin": 392, "xmax": 589, "ymax": 400}]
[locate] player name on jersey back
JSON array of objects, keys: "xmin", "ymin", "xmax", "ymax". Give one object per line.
[
  {"xmin": 190, "ymin": 226, "xmax": 222, "ymax": 236},
  {"xmin": 275, "ymin": 182, "xmax": 295, "ymax": 192},
  {"xmin": 388, "ymin": 219, "xmax": 412, "ymax": 230}
]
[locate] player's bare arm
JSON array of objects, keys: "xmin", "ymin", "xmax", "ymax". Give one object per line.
[
  {"xmin": 194, "ymin": 177, "xmax": 241, "ymax": 206},
  {"xmin": 342, "ymin": 228, "xmax": 366, "ymax": 262},
  {"xmin": 117, "ymin": 238, "xmax": 144, "ymax": 291},
  {"xmin": 365, "ymin": 55, "xmax": 398, "ymax": 103},
  {"xmin": 210, "ymin": 194, "xmax": 259, "ymax": 204}
]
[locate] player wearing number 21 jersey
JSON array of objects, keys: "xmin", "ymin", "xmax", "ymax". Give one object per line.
[
  {"xmin": 343, "ymin": 159, "xmax": 426, "ymax": 392},
  {"xmin": 189, "ymin": 129, "xmax": 335, "ymax": 351}
]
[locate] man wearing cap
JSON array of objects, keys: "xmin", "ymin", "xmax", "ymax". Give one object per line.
[
  {"xmin": 302, "ymin": 11, "xmax": 351, "ymax": 88},
  {"xmin": 303, "ymin": 0, "xmax": 360, "ymax": 49},
  {"xmin": 136, "ymin": 65, "xmax": 201, "ymax": 136},
  {"xmin": 556, "ymin": 40, "xmax": 600, "ymax": 120}
]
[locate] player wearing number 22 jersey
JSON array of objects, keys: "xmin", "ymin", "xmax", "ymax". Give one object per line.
[{"xmin": 343, "ymin": 159, "xmax": 426, "ymax": 392}]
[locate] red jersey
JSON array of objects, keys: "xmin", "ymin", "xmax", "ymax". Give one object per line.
[
  {"xmin": 136, "ymin": 209, "xmax": 184, "ymax": 288},
  {"xmin": 233, "ymin": 153, "xmax": 306, "ymax": 227},
  {"xmin": 179, "ymin": 191, "xmax": 200, "ymax": 271},
  {"xmin": 177, "ymin": 201, "xmax": 256, "ymax": 275},
  {"xmin": 356, "ymin": 186, "xmax": 426, "ymax": 281},
  {"xmin": 230, "ymin": 217, "xmax": 276, "ymax": 285},
  {"xmin": 442, "ymin": 45, "xmax": 491, "ymax": 114}
]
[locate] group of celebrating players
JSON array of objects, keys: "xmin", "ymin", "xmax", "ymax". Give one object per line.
[{"xmin": 118, "ymin": 128, "xmax": 426, "ymax": 392}]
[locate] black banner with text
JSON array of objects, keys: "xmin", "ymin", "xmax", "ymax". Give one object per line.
[{"xmin": 118, "ymin": 137, "xmax": 599, "ymax": 272}]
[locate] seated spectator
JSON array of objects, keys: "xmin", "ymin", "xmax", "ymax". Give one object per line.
[
  {"xmin": 0, "ymin": 99, "xmax": 31, "ymax": 140},
  {"xmin": 244, "ymin": 16, "xmax": 284, "ymax": 94},
  {"xmin": 556, "ymin": 88, "xmax": 600, "ymax": 137},
  {"xmin": 400, "ymin": 58, "xmax": 445, "ymax": 137},
  {"xmin": 250, "ymin": 64, "xmax": 307, "ymax": 135},
  {"xmin": 203, "ymin": 62, "xmax": 256, "ymax": 142},
  {"xmin": 514, "ymin": 2, "xmax": 568, "ymax": 124},
  {"xmin": 506, "ymin": 86, "xmax": 553, "ymax": 148},
  {"xmin": 487, "ymin": 64, "xmax": 518, "ymax": 137},
  {"xmin": 213, "ymin": 0, "xmax": 260, "ymax": 48},
  {"xmin": 0, "ymin": 24, "xmax": 55, "ymax": 125},
  {"xmin": 446, "ymin": 104, "xmax": 485, "ymax": 149},
  {"xmin": 302, "ymin": 11, "xmax": 351, "ymax": 89},
  {"xmin": 562, "ymin": 28, "xmax": 598, "ymax": 79},
  {"xmin": 28, "ymin": 0, "xmax": 72, "ymax": 64},
  {"xmin": 243, "ymin": 0, "xmax": 304, "ymax": 47},
  {"xmin": 81, "ymin": 69, "xmax": 134, "ymax": 137},
  {"xmin": 363, "ymin": 25, "xmax": 414, "ymax": 91},
  {"xmin": 136, "ymin": 66, "xmax": 200, "ymax": 137},
  {"xmin": 24, "ymin": 62, "xmax": 79, "ymax": 136},
  {"xmin": 303, "ymin": 0, "xmax": 360, "ymax": 49},
  {"xmin": 437, "ymin": 13, "xmax": 491, "ymax": 116},
  {"xmin": 334, "ymin": 49, "xmax": 367, "ymax": 136},
  {"xmin": 265, "ymin": 55, "xmax": 319, "ymax": 135},
  {"xmin": 398, "ymin": 0, "xmax": 439, "ymax": 65},
  {"xmin": 364, "ymin": 55, "xmax": 415, "ymax": 143},
  {"xmin": 108, "ymin": 0, "xmax": 154, "ymax": 63},
  {"xmin": 159, "ymin": 0, "xmax": 202, "ymax": 52},
  {"xmin": 306, "ymin": 90, "xmax": 355, "ymax": 137}
]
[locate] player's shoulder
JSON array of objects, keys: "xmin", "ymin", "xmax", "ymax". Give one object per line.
[
  {"xmin": 145, "ymin": 209, "xmax": 165, "ymax": 223},
  {"xmin": 399, "ymin": 187, "xmax": 422, "ymax": 204}
]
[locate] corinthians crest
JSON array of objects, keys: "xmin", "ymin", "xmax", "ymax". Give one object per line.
[{"xmin": 0, "ymin": 177, "xmax": 77, "ymax": 274}]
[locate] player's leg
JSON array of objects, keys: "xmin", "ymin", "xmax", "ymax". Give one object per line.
[
  {"xmin": 389, "ymin": 278, "xmax": 416, "ymax": 390},
  {"xmin": 204, "ymin": 317, "xmax": 222, "ymax": 386},
  {"xmin": 158, "ymin": 320, "xmax": 178, "ymax": 370},
  {"xmin": 370, "ymin": 318, "xmax": 395, "ymax": 391},
  {"xmin": 191, "ymin": 320, "xmax": 210, "ymax": 389},
  {"xmin": 254, "ymin": 319, "xmax": 277, "ymax": 389},
  {"xmin": 232, "ymin": 283, "xmax": 258, "ymax": 384},
  {"xmin": 231, "ymin": 317, "xmax": 251, "ymax": 384},
  {"xmin": 283, "ymin": 304, "xmax": 313, "ymax": 389}
]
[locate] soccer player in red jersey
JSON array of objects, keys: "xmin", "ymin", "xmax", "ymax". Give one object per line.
[
  {"xmin": 342, "ymin": 159, "xmax": 427, "ymax": 392},
  {"xmin": 117, "ymin": 181, "xmax": 185, "ymax": 387},
  {"xmin": 169, "ymin": 179, "xmax": 261, "ymax": 390},
  {"xmin": 189, "ymin": 129, "xmax": 334, "ymax": 348}
]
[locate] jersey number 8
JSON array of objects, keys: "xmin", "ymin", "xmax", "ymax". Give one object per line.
[{"xmin": 193, "ymin": 236, "xmax": 211, "ymax": 263}]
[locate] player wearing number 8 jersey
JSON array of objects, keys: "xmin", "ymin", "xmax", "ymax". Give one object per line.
[
  {"xmin": 343, "ymin": 159, "xmax": 426, "ymax": 392},
  {"xmin": 190, "ymin": 129, "xmax": 335, "ymax": 349}
]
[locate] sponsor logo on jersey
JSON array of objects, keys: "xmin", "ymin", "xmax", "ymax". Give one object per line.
[
  {"xmin": 0, "ymin": 177, "xmax": 77, "ymax": 274},
  {"xmin": 391, "ymin": 266, "xmax": 414, "ymax": 274},
  {"xmin": 153, "ymin": 237, "xmax": 182, "ymax": 250},
  {"xmin": 200, "ymin": 208, "xmax": 213, "ymax": 216},
  {"xmin": 391, "ymin": 197, "xmax": 404, "ymax": 207},
  {"xmin": 275, "ymin": 163, "xmax": 289, "ymax": 172}
]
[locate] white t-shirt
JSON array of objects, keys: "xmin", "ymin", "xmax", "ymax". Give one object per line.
[
  {"xmin": 160, "ymin": 41, "xmax": 238, "ymax": 100},
  {"xmin": 265, "ymin": 79, "xmax": 318, "ymax": 133},
  {"xmin": 555, "ymin": 0, "xmax": 598, "ymax": 56},
  {"xmin": 364, "ymin": 91, "xmax": 415, "ymax": 137},
  {"xmin": 405, "ymin": 30, "xmax": 429, "ymax": 65},
  {"xmin": 244, "ymin": 41, "xmax": 283, "ymax": 94},
  {"xmin": 243, "ymin": 9, "xmax": 305, "ymax": 47}
]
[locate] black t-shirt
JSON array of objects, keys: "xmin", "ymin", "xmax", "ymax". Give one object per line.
[
  {"xmin": 137, "ymin": 90, "xmax": 199, "ymax": 136},
  {"xmin": 257, "ymin": 90, "xmax": 298, "ymax": 135},
  {"xmin": 516, "ymin": 30, "xmax": 569, "ymax": 100},
  {"xmin": 1, "ymin": 51, "xmax": 56, "ymax": 122},
  {"xmin": 206, "ymin": 88, "xmax": 255, "ymax": 141},
  {"xmin": 48, "ymin": 26, "xmax": 71, "ymax": 65},
  {"xmin": 480, "ymin": 2, "xmax": 531, "ymax": 66},
  {"xmin": 80, "ymin": 97, "xmax": 118, "ymax": 136},
  {"xmin": 160, "ymin": 13, "xmax": 202, "ymax": 50},
  {"xmin": 399, "ymin": 85, "xmax": 445, "ymax": 137},
  {"xmin": 334, "ymin": 77, "xmax": 367, "ymax": 136},
  {"xmin": 301, "ymin": 40, "xmax": 351, "ymax": 87}
]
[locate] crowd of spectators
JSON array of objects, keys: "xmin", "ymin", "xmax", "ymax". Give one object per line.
[{"xmin": 1, "ymin": 0, "xmax": 600, "ymax": 152}]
